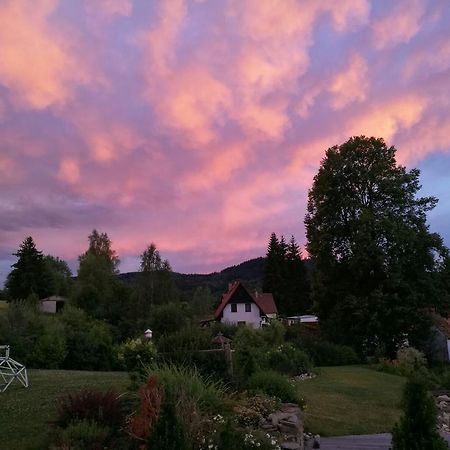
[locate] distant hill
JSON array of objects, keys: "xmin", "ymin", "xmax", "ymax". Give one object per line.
[
  {"xmin": 118, "ymin": 256, "xmax": 313, "ymax": 302},
  {"xmin": 118, "ymin": 257, "xmax": 266, "ymax": 301}
]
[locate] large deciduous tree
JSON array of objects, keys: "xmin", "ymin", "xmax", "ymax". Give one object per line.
[
  {"xmin": 305, "ymin": 136, "xmax": 449, "ymax": 356},
  {"xmin": 5, "ymin": 236, "xmax": 51, "ymax": 301},
  {"xmin": 74, "ymin": 229, "xmax": 127, "ymax": 322}
]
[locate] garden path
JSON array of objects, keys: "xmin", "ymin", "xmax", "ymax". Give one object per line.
[{"xmin": 320, "ymin": 432, "xmax": 450, "ymax": 449}]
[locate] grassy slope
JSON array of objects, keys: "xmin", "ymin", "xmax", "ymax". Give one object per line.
[
  {"xmin": 299, "ymin": 366, "xmax": 405, "ymax": 437},
  {"xmin": 0, "ymin": 369, "xmax": 129, "ymax": 450}
]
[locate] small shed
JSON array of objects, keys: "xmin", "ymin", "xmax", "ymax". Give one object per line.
[{"xmin": 40, "ymin": 296, "xmax": 67, "ymax": 314}]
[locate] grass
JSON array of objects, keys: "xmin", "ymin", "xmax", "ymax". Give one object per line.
[
  {"xmin": 0, "ymin": 369, "xmax": 129, "ymax": 450},
  {"xmin": 298, "ymin": 365, "xmax": 406, "ymax": 437},
  {"xmin": 0, "ymin": 300, "xmax": 8, "ymax": 311}
]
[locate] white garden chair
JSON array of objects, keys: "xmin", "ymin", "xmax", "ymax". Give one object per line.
[{"xmin": 0, "ymin": 345, "xmax": 28, "ymax": 392}]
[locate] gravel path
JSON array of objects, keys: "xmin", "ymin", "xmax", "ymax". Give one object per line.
[{"xmin": 319, "ymin": 432, "xmax": 450, "ymax": 449}]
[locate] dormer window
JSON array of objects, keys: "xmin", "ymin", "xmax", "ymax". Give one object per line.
[
  {"xmin": 245, "ymin": 303, "xmax": 251, "ymax": 312},
  {"xmin": 231, "ymin": 303, "xmax": 237, "ymax": 313}
]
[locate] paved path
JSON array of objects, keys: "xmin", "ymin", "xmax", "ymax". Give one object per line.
[{"xmin": 319, "ymin": 432, "xmax": 450, "ymax": 449}]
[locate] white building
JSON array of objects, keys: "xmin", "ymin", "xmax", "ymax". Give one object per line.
[
  {"xmin": 214, "ymin": 281, "xmax": 278, "ymax": 328},
  {"xmin": 40, "ymin": 296, "xmax": 67, "ymax": 314}
]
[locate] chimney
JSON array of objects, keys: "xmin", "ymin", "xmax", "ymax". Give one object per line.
[{"xmin": 254, "ymin": 290, "xmax": 259, "ymax": 298}]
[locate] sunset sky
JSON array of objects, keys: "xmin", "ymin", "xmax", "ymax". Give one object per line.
[{"xmin": 1, "ymin": 0, "xmax": 450, "ymax": 284}]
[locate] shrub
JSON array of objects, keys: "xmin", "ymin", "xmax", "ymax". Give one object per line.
[
  {"xmin": 60, "ymin": 306, "xmax": 115, "ymax": 370},
  {"xmin": 127, "ymin": 376, "xmax": 163, "ymax": 443},
  {"xmin": 397, "ymin": 347, "xmax": 428, "ymax": 378},
  {"xmin": 234, "ymin": 394, "xmax": 280, "ymax": 427},
  {"xmin": 147, "ymin": 400, "xmax": 188, "ymax": 450},
  {"xmin": 266, "ymin": 344, "xmax": 312, "ymax": 375},
  {"xmin": 248, "ymin": 370, "xmax": 302, "ymax": 405},
  {"xmin": 392, "ymin": 377, "xmax": 449, "ymax": 450},
  {"xmin": 55, "ymin": 419, "xmax": 110, "ymax": 450},
  {"xmin": 117, "ymin": 337, "xmax": 156, "ymax": 373},
  {"xmin": 305, "ymin": 340, "xmax": 359, "ymax": 366},
  {"xmin": 149, "ymin": 303, "xmax": 187, "ymax": 338},
  {"xmin": 30, "ymin": 318, "xmax": 67, "ymax": 369},
  {"xmin": 144, "ymin": 363, "xmax": 227, "ymax": 413},
  {"xmin": 56, "ymin": 389, "xmax": 125, "ymax": 429}
]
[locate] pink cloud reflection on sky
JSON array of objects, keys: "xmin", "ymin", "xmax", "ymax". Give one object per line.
[{"xmin": 1, "ymin": 0, "xmax": 450, "ymax": 283}]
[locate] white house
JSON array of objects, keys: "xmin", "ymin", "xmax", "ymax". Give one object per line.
[{"xmin": 214, "ymin": 281, "xmax": 278, "ymax": 328}]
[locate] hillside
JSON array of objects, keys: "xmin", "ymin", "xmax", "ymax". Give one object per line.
[{"xmin": 118, "ymin": 257, "xmax": 266, "ymax": 301}]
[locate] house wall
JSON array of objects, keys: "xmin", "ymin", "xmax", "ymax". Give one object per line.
[{"xmin": 222, "ymin": 302, "xmax": 261, "ymax": 328}]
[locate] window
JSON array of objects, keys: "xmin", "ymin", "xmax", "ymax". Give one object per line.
[
  {"xmin": 245, "ymin": 303, "xmax": 251, "ymax": 312},
  {"xmin": 231, "ymin": 303, "xmax": 237, "ymax": 313}
]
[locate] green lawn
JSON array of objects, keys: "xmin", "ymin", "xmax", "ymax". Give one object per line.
[
  {"xmin": 0, "ymin": 369, "xmax": 130, "ymax": 450},
  {"xmin": 298, "ymin": 365, "xmax": 406, "ymax": 436}
]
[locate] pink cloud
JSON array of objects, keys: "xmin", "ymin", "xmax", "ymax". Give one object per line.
[
  {"xmin": 0, "ymin": 0, "xmax": 102, "ymax": 109},
  {"xmin": 372, "ymin": 0, "xmax": 425, "ymax": 49}
]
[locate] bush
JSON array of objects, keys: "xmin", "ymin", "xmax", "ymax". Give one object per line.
[
  {"xmin": 266, "ymin": 343, "xmax": 312, "ymax": 375},
  {"xmin": 56, "ymin": 389, "xmax": 125, "ymax": 429},
  {"xmin": 144, "ymin": 363, "xmax": 227, "ymax": 413},
  {"xmin": 60, "ymin": 306, "xmax": 116, "ymax": 370},
  {"xmin": 55, "ymin": 419, "xmax": 111, "ymax": 450},
  {"xmin": 117, "ymin": 337, "xmax": 156, "ymax": 373},
  {"xmin": 234, "ymin": 394, "xmax": 280, "ymax": 427},
  {"xmin": 248, "ymin": 370, "xmax": 302, "ymax": 405},
  {"xmin": 305, "ymin": 340, "xmax": 359, "ymax": 366},
  {"xmin": 397, "ymin": 347, "xmax": 428, "ymax": 378},
  {"xmin": 30, "ymin": 318, "xmax": 67, "ymax": 369},
  {"xmin": 149, "ymin": 303, "xmax": 187, "ymax": 338},
  {"xmin": 392, "ymin": 377, "xmax": 449, "ymax": 450},
  {"xmin": 127, "ymin": 376, "xmax": 163, "ymax": 443}
]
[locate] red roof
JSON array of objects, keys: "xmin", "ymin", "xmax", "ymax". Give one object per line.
[
  {"xmin": 254, "ymin": 293, "xmax": 277, "ymax": 315},
  {"xmin": 214, "ymin": 281, "xmax": 277, "ymax": 320}
]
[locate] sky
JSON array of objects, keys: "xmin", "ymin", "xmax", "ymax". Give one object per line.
[{"xmin": 1, "ymin": 0, "xmax": 450, "ymax": 285}]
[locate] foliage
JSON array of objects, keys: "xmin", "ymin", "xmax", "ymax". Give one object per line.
[
  {"xmin": 60, "ymin": 306, "xmax": 116, "ymax": 370},
  {"xmin": 74, "ymin": 229, "xmax": 128, "ymax": 323},
  {"xmin": 248, "ymin": 370, "xmax": 302, "ymax": 405},
  {"xmin": 234, "ymin": 394, "xmax": 280, "ymax": 427},
  {"xmin": 392, "ymin": 377, "xmax": 449, "ymax": 450},
  {"xmin": 149, "ymin": 302, "xmax": 188, "ymax": 338},
  {"xmin": 305, "ymin": 136, "xmax": 450, "ymax": 357},
  {"xmin": 5, "ymin": 236, "xmax": 51, "ymax": 301},
  {"xmin": 30, "ymin": 318, "xmax": 67, "ymax": 369},
  {"xmin": 303, "ymin": 340, "xmax": 359, "ymax": 366},
  {"xmin": 156, "ymin": 326, "xmax": 229, "ymax": 380},
  {"xmin": 144, "ymin": 363, "xmax": 227, "ymax": 413},
  {"xmin": 0, "ymin": 369, "xmax": 129, "ymax": 450},
  {"xmin": 147, "ymin": 399, "xmax": 188, "ymax": 450},
  {"xmin": 44, "ymin": 254, "xmax": 72, "ymax": 297},
  {"xmin": 56, "ymin": 389, "xmax": 125, "ymax": 429},
  {"xmin": 54, "ymin": 419, "xmax": 111, "ymax": 450},
  {"xmin": 127, "ymin": 376, "xmax": 163, "ymax": 443},
  {"xmin": 263, "ymin": 233, "xmax": 310, "ymax": 315},
  {"xmin": 117, "ymin": 337, "xmax": 157, "ymax": 373},
  {"xmin": 396, "ymin": 347, "xmax": 428, "ymax": 377},
  {"xmin": 266, "ymin": 343, "xmax": 312, "ymax": 375},
  {"xmin": 191, "ymin": 285, "xmax": 215, "ymax": 317}
]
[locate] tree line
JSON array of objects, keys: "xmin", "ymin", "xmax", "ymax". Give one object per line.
[{"xmin": 3, "ymin": 135, "xmax": 450, "ymax": 358}]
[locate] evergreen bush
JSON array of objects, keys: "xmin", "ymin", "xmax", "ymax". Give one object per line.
[{"xmin": 392, "ymin": 377, "xmax": 449, "ymax": 450}]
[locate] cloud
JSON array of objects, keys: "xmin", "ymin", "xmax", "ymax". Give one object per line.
[
  {"xmin": 58, "ymin": 159, "xmax": 80, "ymax": 184},
  {"xmin": 0, "ymin": 0, "xmax": 102, "ymax": 109},
  {"xmin": 329, "ymin": 54, "xmax": 369, "ymax": 109},
  {"xmin": 1, "ymin": 0, "xmax": 450, "ymax": 286},
  {"xmin": 86, "ymin": 0, "xmax": 133, "ymax": 17},
  {"xmin": 372, "ymin": 0, "xmax": 426, "ymax": 49}
]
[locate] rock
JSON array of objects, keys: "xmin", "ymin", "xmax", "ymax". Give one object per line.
[
  {"xmin": 269, "ymin": 412, "xmax": 295, "ymax": 426},
  {"xmin": 280, "ymin": 443, "xmax": 301, "ymax": 450},
  {"xmin": 437, "ymin": 395, "xmax": 450, "ymax": 402}
]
